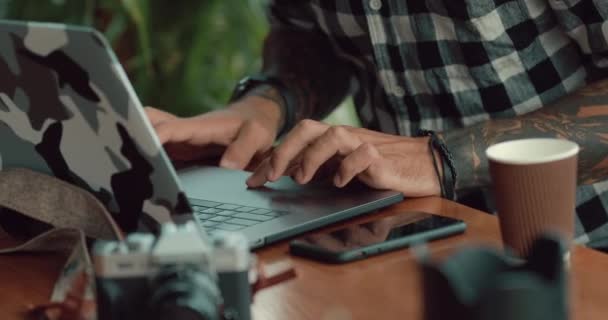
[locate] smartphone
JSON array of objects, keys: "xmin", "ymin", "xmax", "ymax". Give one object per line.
[{"xmin": 289, "ymin": 211, "xmax": 466, "ymax": 263}]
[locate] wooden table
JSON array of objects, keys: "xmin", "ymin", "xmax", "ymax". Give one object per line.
[{"xmin": 1, "ymin": 197, "xmax": 608, "ymax": 319}]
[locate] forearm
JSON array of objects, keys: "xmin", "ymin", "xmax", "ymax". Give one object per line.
[
  {"xmin": 256, "ymin": 27, "xmax": 352, "ymax": 125},
  {"xmin": 442, "ymin": 79, "xmax": 608, "ymax": 191}
]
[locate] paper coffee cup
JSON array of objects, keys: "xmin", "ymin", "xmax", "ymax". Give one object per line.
[{"xmin": 486, "ymin": 138, "xmax": 579, "ymax": 257}]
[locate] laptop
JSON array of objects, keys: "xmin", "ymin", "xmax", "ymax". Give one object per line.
[{"xmin": 0, "ymin": 21, "xmax": 403, "ymax": 248}]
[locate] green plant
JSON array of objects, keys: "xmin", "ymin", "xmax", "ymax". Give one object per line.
[{"xmin": 1, "ymin": 0, "xmax": 268, "ymax": 116}]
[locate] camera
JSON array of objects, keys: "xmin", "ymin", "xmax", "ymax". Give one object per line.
[{"xmin": 93, "ymin": 222, "xmax": 252, "ymax": 320}]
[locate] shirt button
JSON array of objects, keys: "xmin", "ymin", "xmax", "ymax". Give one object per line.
[
  {"xmin": 393, "ymin": 85, "xmax": 405, "ymax": 97},
  {"xmin": 370, "ymin": 0, "xmax": 382, "ymax": 11}
]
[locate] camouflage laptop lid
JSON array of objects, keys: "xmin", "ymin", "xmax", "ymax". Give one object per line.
[{"xmin": 0, "ymin": 20, "xmax": 190, "ymax": 231}]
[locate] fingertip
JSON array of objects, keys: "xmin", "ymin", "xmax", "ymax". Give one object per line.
[
  {"xmin": 300, "ymin": 170, "xmax": 313, "ymax": 184},
  {"xmin": 268, "ymin": 155, "xmax": 284, "ymax": 181},
  {"xmin": 144, "ymin": 106, "xmax": 155, "ymax": 117},
  {"xmin": 219, "ymin": 158, "xmax": 241, "ymax": 170},
  {"xmin": 155, "ymin": 128, "xmax": 169, "ymax": 145},
  {"xmin": 221, "ymin": 145, "xmax": 253, "ymax": 171},
  {"xmin": 334, "ymin": 173, "xmax": 344, "ymax": 188},
  {"xmin": 245, "ymin": 177, "xmax": 257, "ymax": 188},
  {"xmin": 294, "ymin": 168, "xmax": 306, "ymax": 185},
  {"xmin": 153, "ymin": 120, "xmax": 176, "ymax": 145},
  {"xmin": 246, "ymin": 172, "xmax": 266, "ymax": 188},
  {"xmin": 266, "ymin": 168, "xmax": 277, "ymax": 182}
]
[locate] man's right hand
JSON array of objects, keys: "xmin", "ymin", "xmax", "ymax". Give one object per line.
[{"xmin": 145, "ymin": 95, "xmax": 282, "ymax": 170}]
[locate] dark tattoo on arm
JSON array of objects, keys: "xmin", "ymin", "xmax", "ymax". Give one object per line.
[{"xmin": 441, "ymin": 79, "xmax": 608, "ymax": 191}]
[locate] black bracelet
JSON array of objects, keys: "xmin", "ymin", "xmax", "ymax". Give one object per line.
[
  {"xmin": 426, "ymin": 136, "xmax": 445, "ymax": 198},
  {"xmin": 268, "ymin": 79, "xmax": 296, "ymax": 138},
  {"xmin": 416, "ymin": 129, "xmax": 458, "ymax": 200}
]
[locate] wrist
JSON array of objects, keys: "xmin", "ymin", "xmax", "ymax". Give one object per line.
[
  {"xmin": 417, "ymin": 136, "xmax": 444, "ymax": 197},
  {"xmin": 427, "ymin": 138, "xmax": 445, "ymax": 182},
  {"xmin": 228, "ymin": 92, "xmax": 284, "ymax": 134},
  {"xmin": 229, "ymin": 76, "xmax": 296, "ymax": 138}
]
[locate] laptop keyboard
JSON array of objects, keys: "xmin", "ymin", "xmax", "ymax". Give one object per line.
[{"xmin": 190, "ymin": 200, "xmax": 288, "ymax": 234}]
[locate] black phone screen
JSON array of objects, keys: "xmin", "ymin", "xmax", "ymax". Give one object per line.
[{"xmin": 292, "ymin": 211, "xmax": 465, "ymax": 254}]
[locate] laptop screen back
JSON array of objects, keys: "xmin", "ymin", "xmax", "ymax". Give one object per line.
[{"xmin": 0, "ymin": 20, "xmax": 190, "ymax": 231}]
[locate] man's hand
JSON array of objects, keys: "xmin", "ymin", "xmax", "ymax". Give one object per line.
[
  {"xmin": 247, "ymin": 120, "xmax": 442, "ymax": 197},
  {"xmin": 145, "ymin": 95, "xmax": 282, "ymax": 170}
]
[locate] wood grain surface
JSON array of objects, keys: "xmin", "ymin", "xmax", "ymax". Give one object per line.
[{"xmin": 1, "ymin": 197, "xmax": 607, "ymax": 319}]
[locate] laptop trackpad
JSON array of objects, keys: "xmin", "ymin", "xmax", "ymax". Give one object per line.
[{"xmin": 177, "ymin": 166, "xmax": 398, "ymax": 213}]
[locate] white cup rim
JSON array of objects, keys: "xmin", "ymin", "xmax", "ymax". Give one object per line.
[{"xmin": 486, "ymin": 138, "xmax": 579, "ymax": 165}]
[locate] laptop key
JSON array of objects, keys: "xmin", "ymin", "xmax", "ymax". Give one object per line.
[
  {"xmin": 226, "ymin": 218, "xmax": 258, "ymax": 227},
  {"xmin": 235, "ymin": 207, "xmax": 257, "ymax": 212},
  {"xmin": 201, "ymin": 221, "xmax": 218, "ymax": 228},
  {"xmin": 205, "ymin": 228, "xmax": 221, "ymax": 236},
  {"xmin": 201, "ymin": 208, "xmax": 222, "ymax": 214},
  {"xmin": 196, "ymin": 213, "xmax": 214, "ymax": 220},
  {"xmin": 192, "ymin": 200, "xmax": 223, "ymax": 208},
  {"xmin": 234, "ymin": 212, "xmax": 273, "ymax": 222},
  {"xmin": 216, "ymin": 204, "xmax": 240, "ymax": 210},
  {"xmin": 210, "ymin": 216, "xmax": 230, "ymax": 222},
  {"xmin": 216, "ymin": 210, "xmax": 238, "ymax": 216},
  {"xmin": 251, "ymin": 209, "xmax": 271, "ymax": 215},
  {"xmin": 192, "ymin": 205, "xmax": 206, "ymax": 212},
  {"xmin": 215, "ymin": 224, "xmax": 244, "ymax": 231}
]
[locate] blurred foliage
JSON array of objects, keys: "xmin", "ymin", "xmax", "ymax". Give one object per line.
[
  {"xmin": 0, "ymin": 0, "xmax": 268, "ymax": 116},
  {"xmin": 0, "ymin": 0, "xmax": 360, "ymax": 125}
]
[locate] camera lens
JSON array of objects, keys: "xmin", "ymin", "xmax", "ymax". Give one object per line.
[{"xmin": 148, "ymin": 264, "xmax": 222, "ymax": 320}]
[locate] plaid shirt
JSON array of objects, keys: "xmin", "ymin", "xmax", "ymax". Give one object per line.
[{"xmin": 269, "ymin": 0, "xmax": 608, "ymax": 247}]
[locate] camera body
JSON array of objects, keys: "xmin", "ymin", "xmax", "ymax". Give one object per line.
[{"xmin": 93, "ymin": 222, "xmax": 252, "ymax": 320}]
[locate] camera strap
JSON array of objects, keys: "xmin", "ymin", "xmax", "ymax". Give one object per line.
[{"xmin": 0, "ymin": 168, "xmax": 124, "ymax": 320}]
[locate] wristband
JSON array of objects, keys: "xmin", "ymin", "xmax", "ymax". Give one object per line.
[{"xmin": 417, "ymin": 129, "xmax": 458, "ymax": 200}]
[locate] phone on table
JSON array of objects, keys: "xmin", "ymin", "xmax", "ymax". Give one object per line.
[{"xmin": 289, "ymin": 211, "xmax": 466, "ymax": 263}]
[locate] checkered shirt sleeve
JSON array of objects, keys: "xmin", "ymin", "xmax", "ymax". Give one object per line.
[{"xmin": 548, "ymin": 0, "xmax": 608, "ymax": 69}]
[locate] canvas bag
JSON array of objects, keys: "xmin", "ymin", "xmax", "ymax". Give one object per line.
[{"xmin": 0, "ymin": 168, "xmax": 124, "ymax": 318}]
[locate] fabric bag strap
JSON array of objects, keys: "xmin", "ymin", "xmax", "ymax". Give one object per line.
[
  {"xmin": 0, "ymin": 168, "xmax": 124, "ymax": 319},
  {"xmin": 0, "ymin": 168, "xmax": 123, "ymax": 240}
]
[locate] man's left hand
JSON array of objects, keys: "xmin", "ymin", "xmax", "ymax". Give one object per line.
[{"xmin": 246, "ymin": 119, "xmax": 442, "ymax": 197}]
